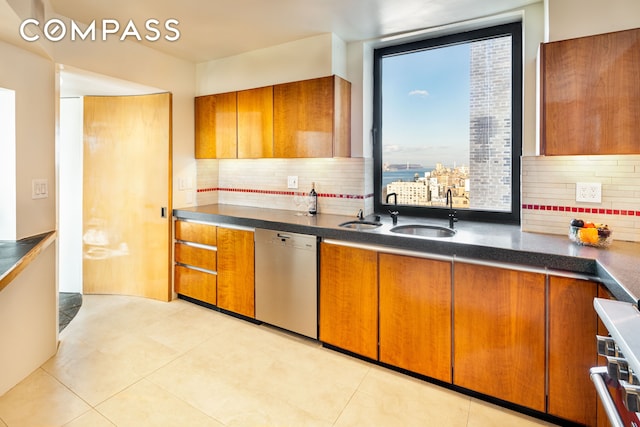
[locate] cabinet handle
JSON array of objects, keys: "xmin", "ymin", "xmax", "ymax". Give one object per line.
[{"xmin": 161, "ymin": 207, "xmax": 167, "ymax": 218}]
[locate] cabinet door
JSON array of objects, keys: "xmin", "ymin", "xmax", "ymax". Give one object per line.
[
  {"xmin": 379, "ymin": 254, "xmax": 452, "ymax": 382},
  {"xmin": 274, "ymin": 76, "xmax": 339, "ymax": 158},
  {"xmin": 175, "ymin": 220, "xmax": 217, "ymax": 246},
  {"xmin": 548, "ymin": 276, "xmax": 598, "ymax": 426},
  {"xmin": 194, "ymin": 92, "xmax": 237, "ymax": 159},
  {"xmin": 237, "ymin": 86, "xmax": 273, "ymax": 158},
  {"xmin": 217, "ymin": 227, "xmax": 255, "ymax": 317},
  {"xmin": 319, "ymin": 242, "xmax": 378, "ymax": 359},
  {"xmin": 541, "ymin": 28, "xmax": 640, "ymax": 155},
  {"xmin": 175, "ymin": 265, "xmax": 216, "ymax": 305},
  {"xmin": 453, "ymin": 263, "xmax": 545, "ymax": 411}
]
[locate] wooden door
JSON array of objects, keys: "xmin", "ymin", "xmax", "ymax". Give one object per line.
[
  {"xmin": 83, "ymin": 93, "xmax": 172, "ymax": 301},
  {"xmin": 237, "ymin": 86, "xmax": 273, "ymax": 158},
  {"xmin": 194, "ymin": 92, "xmax": 237, "ymax": 159},
  {"xmin": 379, "ymin": 254, "xmax": 452, "ymax": 382},
  {"xmin": 216, "ymin": 227, "xmax": 255, "ymax": 317},
  {"xmin": 319, "ymin": 242, "xmax": 378, "ymax": 359},
  {"xmin": 548, "ymin": 276, "xmax": 598, "ymax": 426},
  {"xmin": 453, "ymin": 263, "xmax": 546, "ymax": 411}
]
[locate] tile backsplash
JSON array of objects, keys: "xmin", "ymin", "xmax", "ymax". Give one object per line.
[
  {"xmin": 522, "ymin": 155, "xmax": 640, "ymax": 242},
  {"xmin": 196, "ymin": 158, "xmax": 373, "ymax": 217}
]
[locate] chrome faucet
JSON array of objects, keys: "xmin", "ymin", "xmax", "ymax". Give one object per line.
[
  {"xmin": 357, "ymin": 209, "xmax": 364, "ymax": 220},
  {"xmin": 386, "ymin": 192, "xmax": 399, "ymax": 225},
  {"xmin": 446, "ymin": 189, "xmax": 458, "ymax": 229}
]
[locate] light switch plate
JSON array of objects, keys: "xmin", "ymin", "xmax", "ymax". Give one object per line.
[
  {"xmin": 32, "ymin": 179, "xmax": 48, "ymax": 199},
  {"xmin": 287, "ymin": 176, "xmax": 298, "ymax": 189},
  {"xmin": 576, "ymin": 182, "xmax": 602, "ymax": 203}
]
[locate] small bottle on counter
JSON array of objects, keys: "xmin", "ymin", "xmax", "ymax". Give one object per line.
[{"xmin": 308, "ymin": 182, "xmax": 317, "ymax": 215}]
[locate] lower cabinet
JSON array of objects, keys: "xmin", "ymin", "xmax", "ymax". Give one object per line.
[
  {"xmin": 453, "ymin": 263, "xmax": 546, "ymax": 412},
  {"xmin": 174, "ymin": 265, "xmax": 217, "ymax": 304},
  {"xmin": 548, "ymin": 276, "xmax": 598, "ymax": 426},
  {"xmin": 216, "ymin": 227, "xmax": 255, "ymax": 318},
  {"xmin": 379, "ymin": 253, "xmax": 452, "ymax": 382},
  {"xmin": 319, "ymin": 242, "xmax": 378, "ymax": 359},
  {"xmin": 174, "ymin": 221, "xmax": 255, "ymax": 318}
]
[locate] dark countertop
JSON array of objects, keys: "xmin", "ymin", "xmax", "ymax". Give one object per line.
[
  {"xmin": 0, "ymin": 232, "xmax": 56, "ymax": 292},
  {"xmin": 174, "ymin": 204, "xmax": 640, "ymax": 304}
]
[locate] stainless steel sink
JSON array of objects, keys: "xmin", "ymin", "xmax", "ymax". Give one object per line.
[
  {"xmin": 390, "ymin": 224, "xmax": 456, "ymax": 238},
  {"xmin": 339, "ymin": 220, "xmax": 382, "ymax": 230}
]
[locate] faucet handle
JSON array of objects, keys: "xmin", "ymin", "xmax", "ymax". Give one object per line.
[{"xmin": 357, "ymin": 209, "xmax": 364, "ymax": 220}]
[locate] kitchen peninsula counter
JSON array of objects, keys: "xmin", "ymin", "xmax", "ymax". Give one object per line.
[
  {"xmin": 173, "ymin": 204, "xmax": 640, "ymax": 304},
  {"xmin": 0, "ymin": 231, "xmax": 56, "ymax": 293}
]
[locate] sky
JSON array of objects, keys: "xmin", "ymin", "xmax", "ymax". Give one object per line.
[{"xmin": 381, "ymin": 43, "xmax": 470, "ymax": 169}]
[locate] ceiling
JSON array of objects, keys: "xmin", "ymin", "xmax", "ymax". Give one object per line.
[{"xmin": 49, "ymin": 0, "xmax": 540, "ymax": 64}]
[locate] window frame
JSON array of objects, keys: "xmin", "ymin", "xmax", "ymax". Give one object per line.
[{"xmin": 372, "ymin": 21, "xmax": 523, "ymax": 224}]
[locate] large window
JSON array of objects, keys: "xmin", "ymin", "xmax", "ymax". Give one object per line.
[{"xmin": 373, "ymin": 22, "xmax": 522, "ymax": 224}]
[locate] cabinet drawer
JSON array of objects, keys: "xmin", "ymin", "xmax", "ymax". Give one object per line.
[
  {"xmin": 174, "ymin": 265, "xmax": 216, "ymax": 305},
  {"xmin": 175, "ymin": 243, "xmax": 216, "ymax": 272},
  {"xmin": 175, "ymin": 221, "xmax": 217, "ymax": 246}
]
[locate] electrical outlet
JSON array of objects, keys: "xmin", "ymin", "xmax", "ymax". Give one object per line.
[
  {"xmin": 576, "ymin": 182, "xmax": 602, "ymax": 203},
  {"xmin": 287, "ymin": 176, "xmax": 298, "ymax": 189}
]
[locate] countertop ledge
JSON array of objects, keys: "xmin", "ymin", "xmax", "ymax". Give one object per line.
[
  {"xmin": 174, "ymin": 204, "xmax": 640, "ymax": 304},
  {"xmin": 0, "ymin": 231, "xmax": 57, "ymax": 293}
]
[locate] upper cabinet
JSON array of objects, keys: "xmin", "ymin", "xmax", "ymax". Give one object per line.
[
  {"xmin": 237, "ymin": 86, "xmax": 274, "ymax": 159},
  {"xmin": 195, "ymin": 75, "xmax": 351, "ymax": 159},
  {"xmin": 274, "ymin": 75, "xmax": 351, "ymax": 158},
  {"xmin": 195, "ymin": 92, "xmax": 237, "ymax": 159},
  {"xmin": 541, "ymin": 28, "xmax": 640, "ymax": 155}
]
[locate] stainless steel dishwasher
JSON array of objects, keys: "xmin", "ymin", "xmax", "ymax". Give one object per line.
[{"xmin": 255, "ymin": 228, "xmax": 318, "ymax": 339}]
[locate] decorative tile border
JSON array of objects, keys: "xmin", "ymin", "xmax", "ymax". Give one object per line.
[
  {"xmin": 523, "ymin": 204, "xmax": 639, "ymax": 217},
  {"xmin": 198, "ymin": 187, "xmax": 374, "ymax": 200}
]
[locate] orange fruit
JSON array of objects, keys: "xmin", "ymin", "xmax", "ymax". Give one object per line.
[
  {"xmin": 578, "ymin": 227, "xmax": 599, "ymax": 244},
  {"xmin": 583, "ymin": 221, "xmax": 596, "ymax": 228}
]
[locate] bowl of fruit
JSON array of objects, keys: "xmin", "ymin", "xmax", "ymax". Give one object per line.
[{"xmin": 569, "ymin": 219, "xmax": 612, "ymax": 248}]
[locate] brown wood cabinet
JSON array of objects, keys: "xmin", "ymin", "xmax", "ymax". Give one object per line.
[
  {"xmin": 194, "ymin": 92, "xmax": 237, "ymax": 159},
  {"xmin": 379, "ymin": 254, "xmax": 452, "ymax": 382},
  {"xmin": 274, "ymin": 75, "xmax": 351, "ymax": 158},
  {"xmin": 237, "ymin": 86, "xmax": 274, "ymax": 158},
  {"xmin": 548, "ymin": 276, "xmax": 598, "ymax": 426},
  {"xmin": 216, "ymin": 227, "xmax": 255, "ymax": 318},
  {"xmin": 174, "ymin": 265, "xmax": 217, "ymax": 304},
  {"xmin": 453, "ymin": 263, "xmax": 546, "ymax": 411},
  {"xmin": 541, "ymin": 28, "xmax": 640, "ymax": 155},
  {"xmin": 319, "ymin": 242, "xmax": 378, "ymax": 359},
  {"xmin": 174, "ymin": 220, "xmax": 217, "ymax": 304}
]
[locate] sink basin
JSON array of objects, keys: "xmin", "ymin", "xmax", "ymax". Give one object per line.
[
  {"xmin": 390, "ymin": 224, "xmax": 456, "ymax": 238},
  {"xmin": 339, "ymin": 220, "xmax": 382, "ymax": 230}
]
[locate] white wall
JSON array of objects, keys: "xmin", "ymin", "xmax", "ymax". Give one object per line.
[
  {"xmin": 546, "ymin": 0, "xmax": 640, "ymax": 42},
  {"xmin": 0, "ymin": 241, "xmax": 57, "ymax": 395},
  {"xmin": 196, "ymin": 33, "xmax": 346, "ymax": 95},
  {"xmin": 58, "ymin": 97, "xmax": 83, "ymax": 293},
  {"xmin": 0, "ymin": 41, "xmax": 56, "ymax": 240},
  {"xmin": 0, "ymin": 88, "xmax": 16, "ymax": 240}
]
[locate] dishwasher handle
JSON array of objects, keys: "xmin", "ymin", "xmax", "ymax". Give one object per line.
[{"xmin": 277, "ymin": 233, "xmax": 292, "ymax": 241}]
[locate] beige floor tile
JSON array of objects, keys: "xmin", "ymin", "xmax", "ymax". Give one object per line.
[
  {"xmin": 95, "ymin": 379, "xmax": 224, "ymax": 427},
  {"xmin": 41, "ymin": 344, "xmax": 147, "ymax": 406},
  {"xmin": 338, "ymin": 366, "xmax": 471, "ymax": 427},
  {"xmin": 148, "ymin": 345, "xmax": 332, "ymax": 427},
  {"xmin": 62, "ymin": 409, "xmax": 115, "ymax": 427},
  {"xmin": 0, "ymin": 369, "xmax": 90, "ymax": 427},
  {"xmin": 467, "ymin": 398, "xmax": 557, "ymax": 427}
]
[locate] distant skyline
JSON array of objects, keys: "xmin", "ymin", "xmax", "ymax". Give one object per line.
[{"xmin": 381, "ymin": 42, "xmax": 470, "ymax": 168}]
